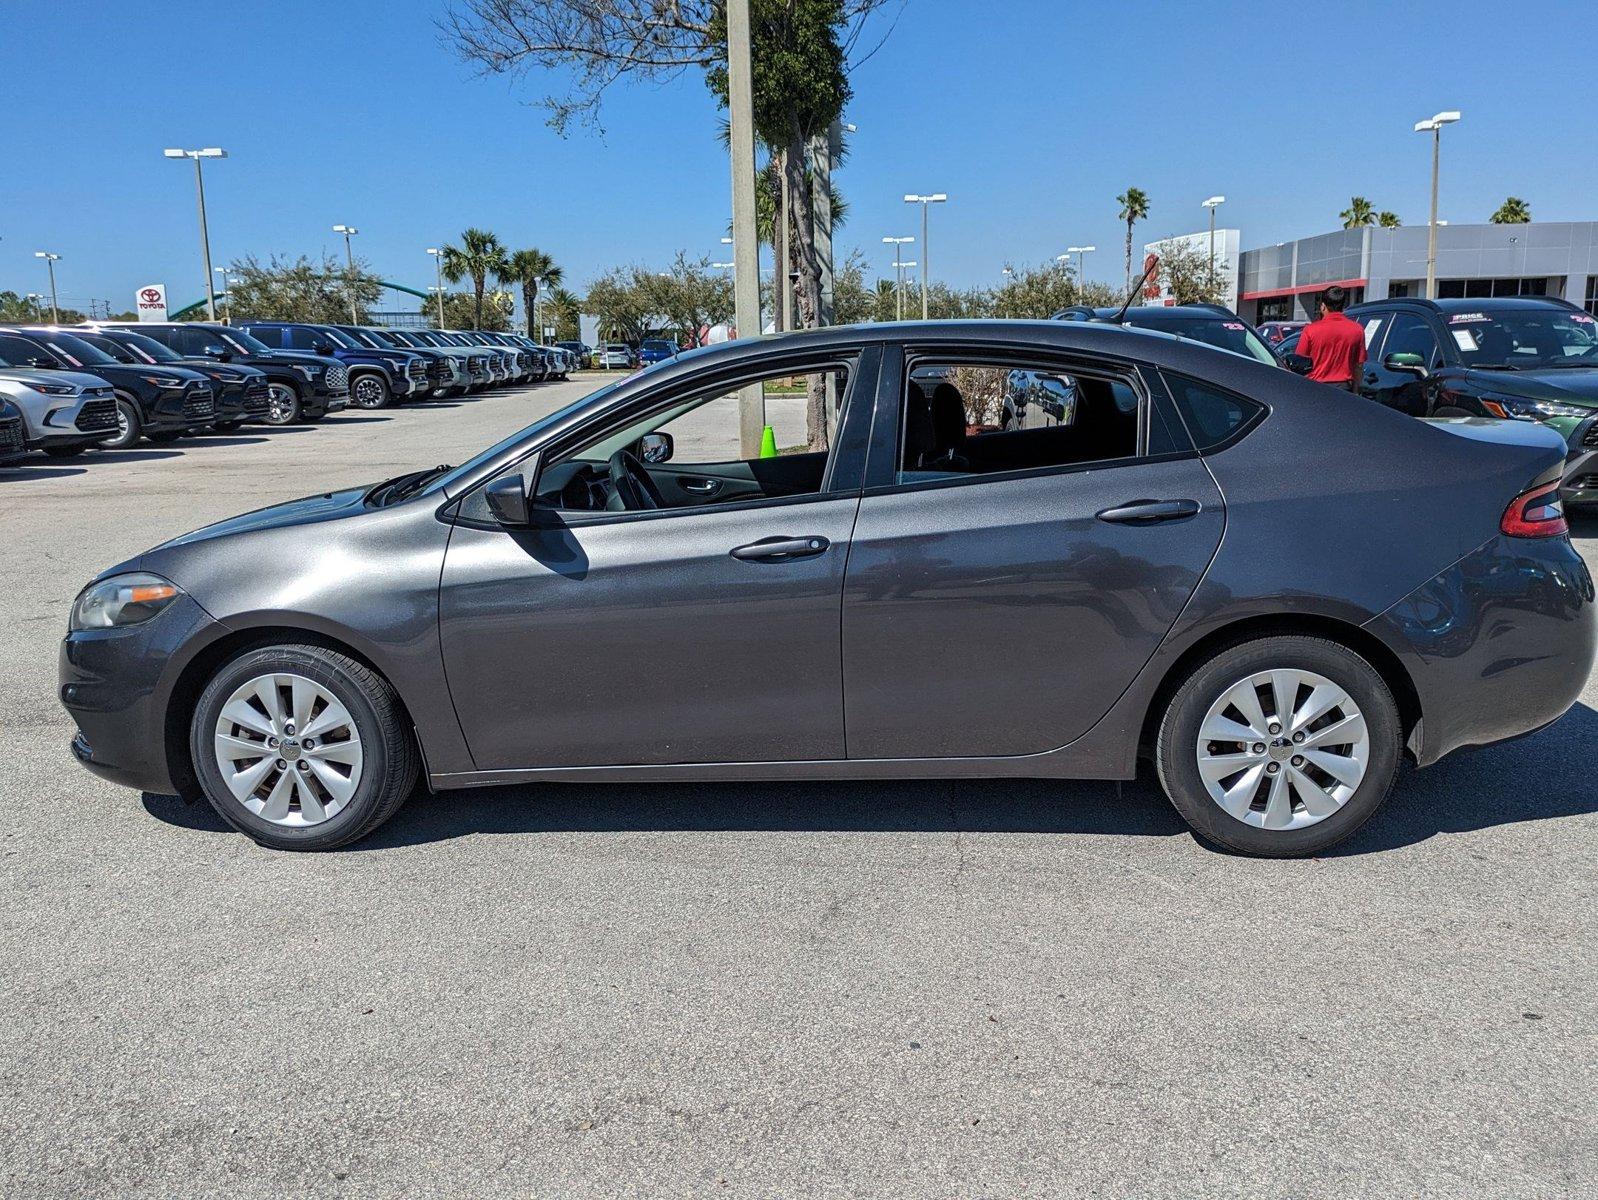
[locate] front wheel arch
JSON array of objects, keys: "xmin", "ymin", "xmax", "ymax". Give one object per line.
[
  {"xmin": 1137, "ymin": 614, "xmax": 1422, "ymax": 765},
  {"xmin": 163, "ymin": 625, "xmax": 430, "ymax": 802}
]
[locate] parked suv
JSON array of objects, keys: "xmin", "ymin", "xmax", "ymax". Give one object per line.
[
  {"xmin": 599, "ymin": 343, "xmax": 636, "ymax": 369},
  {"xmin": 639, "ymin": 338, "xmax": 679, "ymax": 366},
  {"xmin": 107, "ymin": 323, "xmax": 349, "ymax": 425},
  {"xmin": 393, "ymin": 330, "xmax": 493, "ymax": 392},
  {"xmin": 440, "ymin": 331, "xmax": 517, "ymax": 384},
  {"xmin": 557, "ymin": 340, "xmax": 592, "ymax": 369},
  {"xmin": 0, "ymin": 327, "xmax": 213, "ymax": 448},
  {"xmin": 238, "ymin": 322, "xmax": 429, "ymax": 410},
  {"xmin": 0, "ymin": 357, "xmax": 119, "ymax": 457},
  {"xmin": 335, "ymin": 326, "xmax": 461, "ymax": 398},
  {"xmin": 75, "ymin": 327, "xmax": 270, "ymax": 430},
  {"xmin": 1054, "ymin": 304, "xmax": 1280, "ymax": 365},
  {"xmin": 1346, "ymin": 295, "xmax": 1598, "ymax": 504}
]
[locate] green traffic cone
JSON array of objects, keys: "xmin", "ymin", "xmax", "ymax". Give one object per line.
[{"xmin": 759, "ymin": 425, "xmax": 778, "ymax": 458}]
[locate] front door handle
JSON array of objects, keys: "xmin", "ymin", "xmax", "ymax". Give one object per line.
[
  {"xmin": 682, "ymin": 479, "xmax": 722, "ymax": 495},
  {"xmin": 1095, "ymin": 498, "xmax": 1201, "ymax": 525},
  {"xmin": 730, "ymin": 536, "xmax": 830, "ymax": 561}
]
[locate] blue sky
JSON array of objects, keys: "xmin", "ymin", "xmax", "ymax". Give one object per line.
[{"xmin": 2, "ymin": 0, "xmax": 1594, "ymax": 313}]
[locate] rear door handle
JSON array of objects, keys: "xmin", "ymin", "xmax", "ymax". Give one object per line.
[
  {"xmin": 730, "ymin": 536, "xmax": 830, "ymax": 561},
  {"xmin": 1095, "ymin": 498, "xmax": 1201, "ymax": 525}
]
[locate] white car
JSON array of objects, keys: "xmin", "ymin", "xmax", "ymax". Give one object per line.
[
  {"xmin": 0, "ymin": 366, "xmax": 119, "ymax": 458},
  {"xmin": 600, "ymin": 344, "xmax": 635, "ymax": 369}
]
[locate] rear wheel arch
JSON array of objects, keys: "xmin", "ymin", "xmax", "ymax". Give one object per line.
[
  {"xmin": 1138, "ymin": 614, "xmax": 1422, "ymax": 761},
  {"xmin": 163, "ymin": 625, "xmax": 429, "ymax": 802}
]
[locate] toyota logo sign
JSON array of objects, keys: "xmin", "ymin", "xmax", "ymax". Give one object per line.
[{"xmin": 134, "ymin": 283, "xmax": 168, "ymax": 322}]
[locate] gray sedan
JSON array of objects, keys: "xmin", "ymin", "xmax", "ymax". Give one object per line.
[{"xmin": 59, "ymin": 321, "xmax": 1596, "ymax": 856}]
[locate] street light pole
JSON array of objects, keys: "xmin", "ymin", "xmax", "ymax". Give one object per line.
[
  {"xmin": 1414, "ymin": 111, "xmax": 1461, "ymax": 301},
  {"xmin": 726, "ymin": 0, "xmax": 765, "ymax": 457},
  {"xmin": 333, "ymin": 225, "xmax": 360, "ymax": 323},
  {"xmin": 883, "ymin": 236, "xmax": 914, "ymax": 320},
  {"xmin": 26, "ymin": 293, "xmax": 44, "ymax": 320},
  {"xmin": 1201, "ymin": 196, "xmax": 1225, "ymax": 279},
  {"xmin": 426, "ymin": 248, "xmax": 446, "ymax": 326},
  {"xmin": 215, "ymin": 267, "xmax": 229, "ymax": 323},
  {"xmin": 1065, "ymin": 245, "xmax": 1096, "ymax": 290},
  {"xmin": 164, "ymin": 148, "xmax": 227, "ymax": 321},
  {"xmin": 33, "ymin": 252, "xmax": 60, "ymax": 322},
  {"xmin": 903, "ymin": 193, "xmax": 947, "ymax": 320}
]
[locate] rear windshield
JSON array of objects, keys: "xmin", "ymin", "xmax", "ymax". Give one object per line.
[
  {"xmin": 1124, "ymin": 316, "xmax": 1278, "ymax": 365},
  {"xmin": 642, "ymin": 340, "xmax": 674, "ymax": 352}
]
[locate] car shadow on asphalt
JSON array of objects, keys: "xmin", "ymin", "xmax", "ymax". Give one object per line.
[
  {"xmin": 324, "ymin": 416, "xmax": 393, "ymax": 425},
  {"xmin": 2, "ymin": 465, "xmax": 89, "ymax": 481},
  {"xmin": 91, "ymin": 449, "xmax": 186, "ymax": 464},
  {"xmin": 185, "ymin": 436, "xmax": 273, "ymax": 448},
  {"xmin": 140, "ymin": 705, "xmax": 1598, "ymax": 856}
]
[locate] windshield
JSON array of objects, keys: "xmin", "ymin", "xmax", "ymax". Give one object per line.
[
  {"xmin": 33, "ymin": 332, "xmax": 117, "ymax": 368},
  {"xmin": 110, "ymin": 331, "xmax": 184, "ymax": 363},
  {"xmin": 1447, "ymin": 308, "xmax": 1598, "ymax": 368},
  {"xmin": 427, "ymin": 380, "xmax": 630, "ymax": 497},
  {"xmin": 317, "ymin": 327, "xmax": 361, "ymax": 349},
  {"xmin": 221, "ymin": 329, "xmax": 274, "ymax": 357},
  {"xmin": 643, "ymin": 340, "xmax": 674, "ymax": 352},
  {"xmin": 1126, "ymin": 316, "xmax": 1278, "ymax": 365}
]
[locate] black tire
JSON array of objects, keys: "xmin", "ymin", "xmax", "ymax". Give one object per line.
[
  {"xmin": 42, "ymin": 444, "xmax": 87, "ymax": 458},
  {"xmin": 189, "ymin": 643, "xmax": 419, "ymax": 851},
  {"xmin": 350, "ymin": 372, "xmax": 392, "ymax": 410},
  {"xmin": 100, "ymin": 396, "xmax": 143, "ymax": 450},
  {"xmin": 263, "ymin": 381, "xmax": 302, "ymax": 426},
  {"xmin": 1155, "ymin": 635, "xmax": 1402, "ymax": 858}
]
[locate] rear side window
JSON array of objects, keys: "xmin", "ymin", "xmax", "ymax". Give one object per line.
[
  {"xmin": 246, "ymin": 326, "xmax": 284, "ymax": 349},
  {"xmin": 1163, "ymin": 374, "xmax": 1264, "ymax": 451}
]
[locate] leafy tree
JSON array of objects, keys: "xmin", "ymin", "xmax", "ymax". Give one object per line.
[
  {"xmin": 1116, "ymin": 187, "xmax": 1150, "ymax": 289},
  {"xmin": 0, "ymin": 289, "xmax": 83, "ymax": 323},
  {"xmin": 504, "ymin": 247, "xmax": 564, "ymax": 336},
  {"xmin": 441, "ymin": 228, "xmax": 510, "ymax": 329},
  {"xmin": 419, "ymin": 291, "xmax": 511, "ymax": 331},
  {"xmin": 583, "ymin": 267, "xmax": 657, "ymax": 344},
  {"xmin": 1340, "ymin": 197, "xmax": 1375, "ymax": 228},
  {"xmin": 546, "ymin": 285, "xmax": 583, "ymax": 342},
  {"xmin": 1490, "ymin": 196, "xmax": 1531, "ymax": 224},
  {"xmin": 1148, "ymin": 238, "xmax": 1229, "ymax": 306},
  {"xmin": 1377, "ymin": 211, "xmax": 1402, "ymax": 228},
  {"xmin": 223, "ymin": 254, "xmax": 382, "ymax": 323},
  {"xmin": 641, "ymin": 253, "xmax": 734, "ymax": 344}
]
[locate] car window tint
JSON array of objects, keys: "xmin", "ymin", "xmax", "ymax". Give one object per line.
[
  {"xmin": 243, "ymin": 326, "xmax": 282, "ymax": 350},
  {"xmin": 1163, "ymin": 374, "xmax": 1265, "ymax": 451},
  {"xmin": 0, "ymin": 334, "xmax": 47, "ymax": 366},
  {"xmin": 896, "ymin": 361, "xmax": 1140, "ymax": 483}
]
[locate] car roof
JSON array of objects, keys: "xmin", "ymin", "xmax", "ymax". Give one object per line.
[
  {"xmin": 1057, "ymin": 303, "xmax": 1243, "ymax": 321},
  {"xmin": 1353, "ymin": 295, "xmax": 1582, "ymax": 314}
]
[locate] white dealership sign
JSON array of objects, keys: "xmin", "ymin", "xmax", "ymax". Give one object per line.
[{"xmin": 135, "ymin": 283, "xmax": 168, "ymax": 322}]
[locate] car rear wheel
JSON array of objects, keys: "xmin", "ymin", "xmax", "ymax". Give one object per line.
[
  {"xmin": 1156, "ymin": 635, "xmax": 1401, "ymax": 857},
  {"xmin": 190, "ymin": 644, "xmax": 418, "ymax": 851},
  {"xmin": 350, "ymin": 373, "xmax": 391, "ymax": 409},
  {"xmin": 99, "ymin": 396, "xmax": 143, "ymax": 450},
  {"xmin": 264, "ymin": 382, "xmax": 301, "ymax": 425}
]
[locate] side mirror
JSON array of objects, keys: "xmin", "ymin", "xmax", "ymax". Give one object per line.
[
  {"xmin": 313, "ymin": 342, "xmax": 335, "ymax": 357},
  {"xmin": 639, "ymin": 432, "xmax": 673, "ymax": 464},
  {"xmin": 1384, "ymin": 351, "xmax": 1428, "ymax": 377},
  {"xmin": 1283, "ymin": 353, "xmax": 1312, "ymax": 375},
  {"xmin": 484, "ymin": 473, "xmax": 530, "ymax": 526}
]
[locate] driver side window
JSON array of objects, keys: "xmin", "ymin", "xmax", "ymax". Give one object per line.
[{"xmin": 532, "ymin": 364, "xmax": 850, "ymax": 516}]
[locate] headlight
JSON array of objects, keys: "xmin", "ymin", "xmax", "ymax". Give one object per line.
[
  {"xmin": 24, "ymin": 381, "xmax": 78, "ymax": 396},
  {"xmin": 1482, "ymin": 395, "xmax": 1594, "ymax": 421},
  {"xmin": 70, "ymin": 572, "xmax": 184, "ymax": 631},
  {"xmin": 141, "ymin": 375, "xmax": 186, "ymax": 389},
  {"xmin": 292, "ymin": 365, "xmax": 321, "ymax": 380}
]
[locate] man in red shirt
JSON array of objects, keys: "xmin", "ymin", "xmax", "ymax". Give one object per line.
[{"xmin": 1296, "ymin": 285, "xmax": 1367, "ymax": 389}]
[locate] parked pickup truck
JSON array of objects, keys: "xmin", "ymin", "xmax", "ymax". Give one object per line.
[{"xmin": 238, "ymin": 322, "xmax": 430, "ymax": 410}]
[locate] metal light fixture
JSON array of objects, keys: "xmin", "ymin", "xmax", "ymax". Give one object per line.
[{"xmin": 164, "ymin": 147, "xmax": 227, "ymax": 321}]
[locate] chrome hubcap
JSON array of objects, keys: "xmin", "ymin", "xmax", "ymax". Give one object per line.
[
  {"xmin": 353, "ymin": 377, "xmax": 384, "ymax": 407},
  {"xmin": 213, "ymin": 672, "xmax": 362, "ymax": 827},
  {"xmin": 1195, "ymin": 668, "xmax": 1369, "ymax": 831},
  {"xmin": 266, "ymin": 385, "xmax": 296, "ymax": 423}
]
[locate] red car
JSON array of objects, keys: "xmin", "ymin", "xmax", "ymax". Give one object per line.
[{"xmin": 1258, "ymin": 320, "xmax": 1307, "ymax": 345}]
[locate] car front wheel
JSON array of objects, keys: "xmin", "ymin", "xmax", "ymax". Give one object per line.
[
  {"xmin": 190, "ymin": 643, "xmax": 419, "ymax": 850},
  {"xmin": 350, "ymin": 373, "xmax": 391, "ymax": 410},
  {"xmin": 100, "ymin": 396, "xmax": 143, "ymax": 450},
  {"xmin": 1156, "ymin": 635, "xmax": 1401, "ymax": 857},
  {"xmin": 264, "ymin": 382, "xmax": 301, "ymax": 425}
]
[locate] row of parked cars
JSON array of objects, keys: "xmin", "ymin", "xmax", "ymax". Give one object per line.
[
  {"xmin": 0, "ymin": 322, "xmax": 580, "ymax": 462},
  {"xmin": 1051, "ymin": 295, "xmax": 1598, "ymax": 506}
]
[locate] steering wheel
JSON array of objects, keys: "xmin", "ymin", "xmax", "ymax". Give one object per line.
[{"xmin": 607, "ymin": 448, "xmax": 664, "ymax": 511}]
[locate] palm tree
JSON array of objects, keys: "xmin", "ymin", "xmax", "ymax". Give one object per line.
[
  {"xmin": 1340, "ymin": 197, "xmax": 1375, "ymax": 229},
  {"xmin": 1490, "ymin": 197, "xmax": 1532, "ymax": 224},
  {"xmin": 1377, "ymin": 211, "xmax": 1401, "ymax": 228},
  {"xmin": 504, "ymin": 248, "xmax": 563, "ymax": 339},
  {"xmin": 440, "ymin": 228, "xmax": 509, "ymax": 329},
  {"xmin": 546, "ymin": 285, "xmax": 582, "ymax": 342},
  {"xmin": 1116, "ymin": 188, "xmax": 1150, "ymax": 290}
]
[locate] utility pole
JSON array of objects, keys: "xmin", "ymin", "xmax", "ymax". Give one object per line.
[
  {"xmin": 427, "ymin": 248, "xmax": 446, "ymax": 326},
  {"xmin": 727, "ymin": 0, "xmax": 764, "ymax": 457},
  {"xmin": 333, "ymin": 224, "xmax": 360, "ymax": 323},
  {"xmin": 34, "ymin": 252, "xmax": 60, "ymax": 322}
]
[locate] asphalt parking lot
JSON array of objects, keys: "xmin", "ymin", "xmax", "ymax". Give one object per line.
[{"xmin": 3, "ymin": 381, "xmax": 1596, "ymax": 1198}]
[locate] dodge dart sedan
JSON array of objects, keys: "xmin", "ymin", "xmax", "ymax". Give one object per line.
[{"xmin": 61, "ymin": 321, "xmax": 1596, "ymax": 856}]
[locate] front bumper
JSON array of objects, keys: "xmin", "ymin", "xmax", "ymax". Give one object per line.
[
  {"xmin": 303, "ymin": 381, "xmax": 350, "ymax": 416},
  {"xmin": 1369, "ymin": 532, "xmax": 1596, "ymax": 765},
  {"xmin": 59, "ymin": 593, "xmax": 222, "ymax": 795}
]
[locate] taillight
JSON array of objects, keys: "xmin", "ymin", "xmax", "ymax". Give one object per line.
[{"xmin": 1500, "ymin": 481, "xmax": 1568, "ymax": 538}]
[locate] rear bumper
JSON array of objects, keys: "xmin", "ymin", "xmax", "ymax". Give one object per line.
[{"xmin": 1367, "ymin": 533, "xmax": 1596, "ymax": 765}]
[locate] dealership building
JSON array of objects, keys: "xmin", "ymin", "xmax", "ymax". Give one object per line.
[{"xmin": 1227, "ymin": 221, "xmax": 1598, "ymax": 324}]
